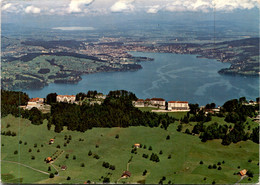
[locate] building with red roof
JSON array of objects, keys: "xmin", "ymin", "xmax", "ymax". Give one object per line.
[
  {"xmin": 168, "ymin": 101, "xmax": 189, "ymax": 111},
  {"xmin": 56, "ymin": 95, "xmax": 76, "ymax": 103}
]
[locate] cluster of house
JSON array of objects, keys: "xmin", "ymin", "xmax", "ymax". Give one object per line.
[{"xmin": 133, "ymin": 98, "xmax": 190, "ymax": 111}]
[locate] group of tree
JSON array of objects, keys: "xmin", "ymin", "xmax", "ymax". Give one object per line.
[
  {"xmin": 1, "ymin": 90, "xmax": 29, "ymax": 117},
  {"xmin": 187, "ymin": 97, "xmax": 259, "ymax": 145},
  {"xmin": 75, "ymin": 91, "xmax": 98, "ymax": 101},
  {"xmin": 150, "ymin": 153, "xmax": 160, "ymax": 162},
  {"xmin": 48, "ymin": 90, "xmax": 175, "ymax": 133},
  {"xmin": 191, "ymin": 120, "xmax": 258, "ymax": 145},
  {"xmin": 102, "ymin": 162, "xmax": 115, "ymax": 170},
  {"xmin": 223, "ymin": 98, "xmax": 258, "ymax": 120},
  {"xmin": 1, "ymin": 90, "xmax": 46, "ymax": 125},
  {"xmin": 181, "ymin": 109, "xmax": 212, "ymax": 124}
]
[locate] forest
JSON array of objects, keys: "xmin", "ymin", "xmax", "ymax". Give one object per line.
[
  {"xmin": 48, "ymin": 90, "xmax": 175, "ymax": 132},
  {"xmin": 1, "ymin": 90, "xmax": 259, "ymax": 145},
  {"xmin": 182, "ymin": 98, "xmax": 259, "ymax": 145}
]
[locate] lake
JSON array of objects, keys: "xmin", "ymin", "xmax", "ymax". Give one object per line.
[{"xmin": 22, "ymin": 52, "xmax": 259, "ymax": 106}]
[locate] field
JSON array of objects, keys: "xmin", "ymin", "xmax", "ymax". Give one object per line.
[{"xmin": 1, "ymin": 114, "xmax": 259, "ymax": 184}]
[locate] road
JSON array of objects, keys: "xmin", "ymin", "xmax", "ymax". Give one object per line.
[{"xmin": 1, "ymin": 160, "xmax": 50, "ymax": 175}]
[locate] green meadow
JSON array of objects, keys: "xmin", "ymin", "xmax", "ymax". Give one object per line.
[{"xmin": 1, "ymin": 114, "xmax": 259, "ymax": 184}]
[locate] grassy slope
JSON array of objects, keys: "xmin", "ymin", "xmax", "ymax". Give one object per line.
[{"xmin": 1, "ymin": 115, "xmax": 259, "ymax": 184}]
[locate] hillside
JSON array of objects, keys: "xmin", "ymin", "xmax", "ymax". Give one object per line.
[{"xmin": 1, "ymin": 114, "xmax": 259, "ymax": 184}]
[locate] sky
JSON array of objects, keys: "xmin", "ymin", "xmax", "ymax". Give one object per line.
[
  {"xmin": 1, "ymin": 0, "xmax": 259, "ymax": 30},
  {"xmin": 2, "ymin": 0, "xmax": 259, "ymax": 15}
]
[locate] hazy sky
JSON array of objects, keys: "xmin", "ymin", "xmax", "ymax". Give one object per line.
[
  {"xmin": 2, "ymin": 0, "xmax": 259, "ymax": 15},
  {"xmin": 1, "ymin": 0, "xmax": 259, "ymax": 31}
]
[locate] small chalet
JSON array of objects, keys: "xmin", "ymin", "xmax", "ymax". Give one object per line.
[
  {"xmin": 134, "ymin": 143, "xmax": 140, "ymax": 148},
  {"xmin": 46, "ymin": 157, "xmax": 53, "ymax": 163},
  {"xmin": 239, "ymin": 169, "xmax": 247, "ymax": 176},
  {"xmin": 61, "ymin": 165, "xmax": 67, "ymax": 170},
  {"xmin": 49, "ymin": 139, "xmax": 54, "ymax": 144},
  {"xmin": 121, "ymin": 171, "xmax": 131, "ymax": 178}
]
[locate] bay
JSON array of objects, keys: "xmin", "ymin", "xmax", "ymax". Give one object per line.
[{"xmin": 22, "ymin": 52, "xmax": 259, "ymax": 106}]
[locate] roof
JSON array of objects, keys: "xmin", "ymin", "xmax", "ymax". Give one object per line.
[
  {"xmin": 122, "ymin": 171, "xmax": 131, "ymax": 177},
  {"xmin": 134, "ymin": 143, "xmax": 140, "ymax": 146},
  {"xmin": 145, "ymin": 98, "xmax": 151, "ymax": 101},
  {"xmin": 61, "ymin": 165, "xmax": 67, "ymax": 169},
  {"xmin": 168, "ymin": 101, "xmax": 188, "ymax": 103},
  {"xmin": 29, "ymin": 98, "xmax": 43, "ymax": 102},
  {"xmin": 57, "ymin": 95, "xmax": 76, "ymax": 98},
  {"xmin": 151, "ymin": 98, "xmax": 165, "ymax": 101},
  {"xmin": 50, "ymin": 139, "xmax": 54, "ymax": 141},
  {"xmin": 136, "ymin": 99, "xmax": 144, "ymax": 102},
  {"xmin": 239, "ymin": 169, "xmax": 247, "ymax": 176},
  {"xmin": 46, "ymin": 157, "xmax": 52, "ymax": 161}
]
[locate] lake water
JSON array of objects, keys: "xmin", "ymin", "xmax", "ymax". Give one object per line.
[{"xmin": 22, "ymin": 52, "xmax": 259, "ymax": 106}]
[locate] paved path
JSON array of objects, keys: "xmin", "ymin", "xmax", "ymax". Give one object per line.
[
  {"xmin": 1, "ymin": 160, "xmax": 50, "ymax": 175},
  {"xmin": 235, "ymin": 175, "xmax": 247, "ymax": 184}
]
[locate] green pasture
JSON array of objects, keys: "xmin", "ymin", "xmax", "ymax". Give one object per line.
[{"xmin": 1, "ymin": 115, "xmax": 259, "ymax": 184}]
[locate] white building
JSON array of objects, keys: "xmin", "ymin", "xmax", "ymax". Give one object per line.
[
  {"xmin": 168, "ymin": 101, "xmax": 189, "ymax": 111},
  {"xmin": 150, "ymin": 98, "xmax": 166, "ymax": 106},
  {"xmin": 26, "ymin": 98, "xmax": 44, "ymax": 110},
  {"xmin": 56, "ymin": 95, "xmax": 76, "ymax": 103}
]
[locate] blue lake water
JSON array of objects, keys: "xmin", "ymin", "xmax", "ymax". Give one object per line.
[{"xmin": 22, "ymin": 52, "xmax": 259, "ymax": 106}]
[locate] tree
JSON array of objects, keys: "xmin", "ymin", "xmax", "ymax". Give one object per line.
[
  {"xmin": 14, "ymin": 150, "xmax": 18, "ymax": 155},
  {"xmin": 222, "ymin": 99, "xmax": 238, "ymax": 112},
  {"xmin": 200, "ymin": 161, "xmax": 203, "ymax": 164},
  {"xmin": 49, "ymin": 173, "xmax": 54, "ymax": 178},
  {"xmin": 213, "ymin": 164, "xmax": 217, "ymax": 169},
  {"xmin": 177, "ymin": 124, "xmax": 182, "ymax": 132},
  {"xmin": 73, "ymin": 155, "xmax": 76, "ymax": 160},
  {"xmin": 246, "ymin": 170, "xmax": 254, "ymax": 177},
  {"xmin": 148, "ymin": 146, "xmax": 152, "ymax": 151},
  {"xmin": 218, "ymin": 166, "xmax": 222, "ymax": 170},
  {"xmin": 67, "ymin": 176, "xmax": 71, "ymax": 180},
  {"xmin": 109, "ymin": 165, "xmax": 115, "ymax": 170},
  {"xmin": 31, "ymin": 156, "xmax": 35, "ymax": 160},
  {"xmin": 48, "ymin": 166, "xmax": 51, "ymax": 171},
  {"xmin": 168, "ymin": 155, "xmax": 171, "ymax": 159},
  {"xmin": 103, "ymin": 177, "xmax": 110, "ymax": 183},
  {"xmin": 46, "ymin": 93, "xmax": 57, "ymax": 104},
  {"xmin": 166, "ymin": 135, "xmax": 170, "ymax": 140},
  {"xmin": 189, "ymin": 103, "xmax": 199, "ymax": 114},
  {"xmin": 143, "ymin": 170, "xmax": 147, "ymax": 176},
  {"xmin": 88, "ymin": 150, "xmax": 92, "ymax": 156},
  {"xmin": 47, "ymin": 123, "xmax": 52, "ymax": 130},
  {"xmin": 250, "ymin": 126, "xmax": 259, "ymax": 143},
  {"xmin": 81, "ymin": 163, "xmax": 85, "ymax": 167},
  {"xmin": 115, "ymin": 134, "xmax": 119, "ymax": 139},
  {"xmin": 185, "ymin": 128, "xmax": 191, "ymax": 134}
]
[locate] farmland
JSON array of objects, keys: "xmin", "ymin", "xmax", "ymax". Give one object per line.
[{"xmin": 1, "ymin": 114, "xmax": 259, "ymax": 184}]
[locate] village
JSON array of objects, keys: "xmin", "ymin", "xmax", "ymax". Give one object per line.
[{"xmin": 20, "ymin": 93, "xmax": 260, "ymax": 122}]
